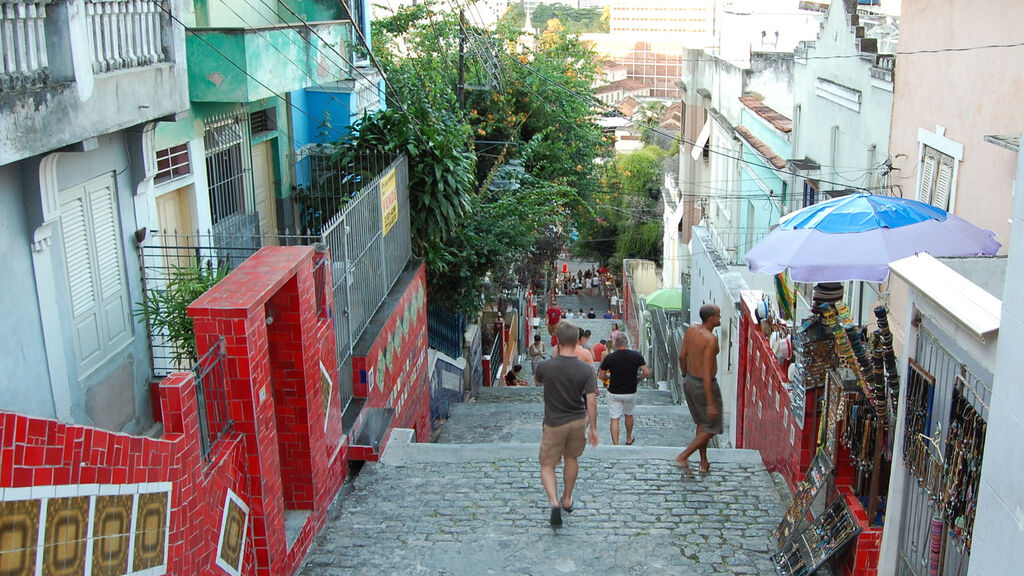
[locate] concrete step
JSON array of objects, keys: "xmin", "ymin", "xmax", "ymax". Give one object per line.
[
  {"xmin": 471, "ymin": 386, "xmax": 675, "ymax": 405},
  {"xmin": 388, "ymin": 429, "xmax": 753, "ymax": 465}
]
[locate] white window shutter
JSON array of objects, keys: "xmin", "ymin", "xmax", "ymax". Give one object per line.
[
  {"xmin": 919, "ymin": 151, "xmax": 937, "ymax": 204},
  {"xmin": 691, "ymin": 117, "xmax": 712, "ymax": 161},
  {"xmin": 59, "ymin": 174, "xmax": 130, "ymax": 373},
  {"xmin": 61, "ymin": 190, "xmax": 103, "ymax": 366},
  {"xmin": 932, "ymin": 158, "xmax": 953, "ymax": 211},
  {"xmin": 88, "ymin": 179, "xmax": 130, "ymax": 343},
  {"xmin": 60, "ymin": 195, "xmax": 96, "ymax": 318}
]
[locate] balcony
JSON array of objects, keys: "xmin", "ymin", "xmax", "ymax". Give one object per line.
[
  {"xmin": 2, "ymin": 0, "xmax": 188, "ymax": 163},
  {"xmin": 186, "ymin": 20, "xmax": 352, "ymax": 103}
]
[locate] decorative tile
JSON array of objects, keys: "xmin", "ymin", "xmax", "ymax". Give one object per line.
[
  {"xmin": 90, "ymin": 495, "xmax": 132, "ymax": 576},
  {"xmin": 215, "ymin": 490, "xmax": 250, "ymax": 576},
  {"xmin": 0, "ymin": 499, "xmax": 41, "ymax": 576},
  {"xmin": 319, "ymin": 361, "xmax": 333, "ymax": 432},
  {"xmin": 42, "ymin": 496, "xmax": 90, "ymax": 576},
  {"xmin": 132, "ymin": 492, "xmax": 168, "ymax": 571}
]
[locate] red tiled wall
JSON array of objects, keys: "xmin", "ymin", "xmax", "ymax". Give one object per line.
[
  {"xmin": 736, "ymin": 291, "xmax": 881, "ymax": 576},
  {"xmin": 736, "ymin": 291, "xmax": 818, "ymax": 492},
  {"xmin": 350, "ymin": 263, "xmax": 431, "ymax": 459},
  {"xmin": 0, "ymin": 372, "xmax": 254, "ymax": 575},
  {"xmin": 188, "ymin": 247, "xmax": 348, "ymax": 576},
  {"xmin": 837, "ymin": 490, "xmax": 884, "ymax": 576},
  {"xmin": 3, "ymin": 247, "xmax": 349, "ymax": 576}
]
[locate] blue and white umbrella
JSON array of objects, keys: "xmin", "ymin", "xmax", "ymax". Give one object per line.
[{"xmin": 744, "ymin": 194, "xmax": 1001, "ymax": 283}]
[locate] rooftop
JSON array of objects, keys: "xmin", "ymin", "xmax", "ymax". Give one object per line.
[
  {"xmin": 738, "ymin": 96, "xmax": 792, "ymax": 133},
  {"xmin": 734, "ymin": 125, "xmax": 788, "ymax": 170}
]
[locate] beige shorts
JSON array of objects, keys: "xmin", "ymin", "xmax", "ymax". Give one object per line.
[{"xmin": 539, "ymin": 418, "xmax": 587, "ymax": 467}]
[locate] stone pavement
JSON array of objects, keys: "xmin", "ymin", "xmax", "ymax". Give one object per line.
[
  {"xmin": 299, "ymin": 382, "xmax": 784, "ymax": 575},
  {"xmin": 440, "ymin": 388, "xmax": 695, "ymax": 447}
]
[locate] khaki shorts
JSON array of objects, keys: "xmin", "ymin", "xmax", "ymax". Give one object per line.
[{"xmin": 539, "ymin": 418, "xmax": 587, "ymax": 467}]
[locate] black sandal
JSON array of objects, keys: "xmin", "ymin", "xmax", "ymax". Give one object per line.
[{"xmin": 549, "ymin": 506, "xmax": 563, "ymax": 526}]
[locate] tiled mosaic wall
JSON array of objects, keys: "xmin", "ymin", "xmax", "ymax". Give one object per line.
[
  {"xmin": 3, "ymin": 247, "xmax": 348, "ymax": 576},
  {"xmin": 351, "ymin": 263, "xmax": 431, "ymax": 459},
  {"xmin": 0, "ymin": 373, "xmax": 253, "ymax": 575},
  {"xmin": 736, "ymin": 291, "xmax": 815, "ymax": 490}
]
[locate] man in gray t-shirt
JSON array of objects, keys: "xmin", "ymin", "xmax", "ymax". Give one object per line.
[{"xmin": 534, "ymin": 320, "xmax": 598, "ymax": 526}]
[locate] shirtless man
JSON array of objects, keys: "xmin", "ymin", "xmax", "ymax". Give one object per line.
[{"xmin": 676, "ymin": 304, "xmax": 724, "ymax": 473}]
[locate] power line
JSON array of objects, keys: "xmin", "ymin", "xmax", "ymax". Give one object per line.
[
  {"xmin": 337, "ymin": 0, "xmax": 430, "ymax": 141},
  {"xmin": 500, "ymin": 49, "xmax": 889, "ymax": 193},
  {"xmin": 158, "ymin": 5, "xmax": 346, "ymax": 138}
]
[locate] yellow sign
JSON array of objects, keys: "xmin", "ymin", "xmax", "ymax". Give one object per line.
[{"xmin": 380, "ymin": 168, "xmax": 398, "ymax": 236}]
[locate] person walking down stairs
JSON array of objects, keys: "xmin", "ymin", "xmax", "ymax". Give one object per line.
[{"xmin": 598, "ymin": 333, "xmax": 650, "ymax": 446}]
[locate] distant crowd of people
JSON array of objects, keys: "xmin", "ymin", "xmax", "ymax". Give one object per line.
[{"xmin": 557, "ymin": 264, "xmax": 615, "ymax": 297}]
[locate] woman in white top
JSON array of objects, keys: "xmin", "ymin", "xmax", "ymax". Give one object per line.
[{"xmin": 528, "ymin": 334, "xmax": 546, "ymax": 377}]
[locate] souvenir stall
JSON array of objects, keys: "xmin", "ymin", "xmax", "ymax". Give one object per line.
[
  {"xmin": 739, "ymin": 285, "xmax": 888, "ymax": 576},
  {"xmin": 740, "ymin": 193, "xmax": 1001, "ymax": 576}
]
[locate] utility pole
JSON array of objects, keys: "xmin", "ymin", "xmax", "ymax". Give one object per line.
[{"xmin": 457, "ymin": 10, "xmax": 466, "ymax": 109}]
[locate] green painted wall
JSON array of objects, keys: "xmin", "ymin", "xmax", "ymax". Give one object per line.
[{"xmin": 187, "ymin": 23, "xmax": 351, "ymax": 103}]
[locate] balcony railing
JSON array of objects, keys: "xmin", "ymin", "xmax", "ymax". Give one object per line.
[
  {"xmin": 85, "ymin": 0, "xmax": 165, "ymax": 73},
  {"xmin": 1, "ymin": 0, "xmax": 50, "ymax": 91}
]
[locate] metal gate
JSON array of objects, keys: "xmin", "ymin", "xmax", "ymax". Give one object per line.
[
  {"xmin": 896, "ymin": 326, "xmax": 991, "ymax": 576},
  {"xmin": 320, "ymin": 155, "xmax": 410, "ymax": 411}
]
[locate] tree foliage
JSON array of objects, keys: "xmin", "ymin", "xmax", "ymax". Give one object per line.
[
  {"xmin": 529, "ymin": 3, "xmax": 608, "ymax": 34},
  {"xmin": 575, "ymin": 146, "xmax": 667, "ymax": 271},
  {"xmin": 332, "ymin": 1, "xmax": 609, "ymax": 315},
  {"xmin": 135, "ymin": 264, "xmax": 228, "ymax": 367}
]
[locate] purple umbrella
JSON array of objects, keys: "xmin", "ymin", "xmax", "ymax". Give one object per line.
[{"xmin": 744, "ymin": 194, "xmax": 1001, "ymax": 283}]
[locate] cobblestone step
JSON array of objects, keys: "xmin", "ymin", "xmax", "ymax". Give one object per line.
[{"xmin": 299, "ymin": 430, "xmax": 782, "ymax": 576}]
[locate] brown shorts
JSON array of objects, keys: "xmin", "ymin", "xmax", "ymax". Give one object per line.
[
  {"xmin": 539, "ymin": 418, "xmax": 587, "ymax": 467},
  {"xmin": 683, "ymin": 374, "xmax": 723, "ymax": 435}
]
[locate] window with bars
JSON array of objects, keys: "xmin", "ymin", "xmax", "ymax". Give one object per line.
[
  {"xmin": 249, "ymin": 108, "xmax": 277, "ymax": 137},
  {"xmin": 204, "ymin": 118, "xmax": 252, "ymax": 224},
  {"xmin": 918, "ymin": 146, "xmax": 955, "ymax": 211},
  {"xmin": 155, "ymin": 144, "xmax": 191, "ymax": 184}
]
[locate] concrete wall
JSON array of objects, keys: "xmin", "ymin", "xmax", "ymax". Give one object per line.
[
  {"xmin": 51, "ymin": 135, "xmax": 155, "ymax": 432},
  {"xmin": 968, "ymin": 144, "xmax": 1024, "ymax": 576},
  {"xmin": 791, "ymin": 0, "xmax": 893, "ymax": 204},
  {"xmin": 689, "ymin": 226, "xmax": 750, "ymax": 447},
  {"xmin": 0, "ymin": 1, "xmax": 188, "ymax": 164},
  {"xmin": 885, "ymin": 0, "xmax": 1021, "ymax": 359},
  {"xmin": 0, "ymin": 164, "xmax": 54, "ymax": 418},
  {"xmin": 1, "ymin": 134, "xmax": 156, "ymax": 433},
  {"xmin": 715, "ymin": 0, "xmax": 823, "ymax": 67}
]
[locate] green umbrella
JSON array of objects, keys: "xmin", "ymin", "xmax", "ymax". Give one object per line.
[{"xmin": 645, "ymin": 287, "xmax": 686, "ymax": 310}]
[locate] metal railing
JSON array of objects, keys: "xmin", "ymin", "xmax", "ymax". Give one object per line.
[
  {"xmin": 705, "ymin": 223, "xmax": 772, "ymax": 266},
  {"xmin": 1, "ymin": 0, "xmax": 51, "ymax": 91},
  {"xmin": 84, "ymin": 0, "xmax": 165, "ymax": 73},
  {"xmin": 428, "ymin": 306, "xmax": 465, "ymax": 359},
  {"xmin": 139, "ymin": 229, "xmax": 319, "ymax": 376},
  {"xmin": 193, "ymin": 337, "xmax": 231, "ymax": 462},
  {"xmin": 294, "ymin": 148, "xmax": 402, "ymax": 234},
  {"xmin": 488, "ymin": 330, "xmax": 502, "ymax": 386}
]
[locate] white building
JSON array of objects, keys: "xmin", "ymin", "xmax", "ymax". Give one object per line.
[{"xmin": 786, "ymin": 0, "xmax": 898, "ymax": 325}]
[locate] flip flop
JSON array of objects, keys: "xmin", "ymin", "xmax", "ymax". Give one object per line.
[
  {"xmin": 699, "ymin": 462, "xmax": 711, "ymax": 474},
  {"xmin": 561, "ymin": 499, "xmax": 574, "ymax": 513},
  {"xmin": 626, "ymin": 437, "xmax": 635, "ymax": 446},
  {"xmin": 549, "ymin": 506, "xmax": 563, "ymax": 526}
]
